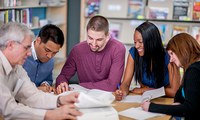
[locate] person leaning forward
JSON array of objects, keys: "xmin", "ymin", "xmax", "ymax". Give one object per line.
[
  {"xmin": 0, "ymin": 22, "xmax": 82, "ymax": 120},
  {"xmin": 23, "ymin": 24, "xmax": 65, "ymax": 93},
  {"xmin": 56, "ymin": 15, "xmax": 126, "ymax": 94}
]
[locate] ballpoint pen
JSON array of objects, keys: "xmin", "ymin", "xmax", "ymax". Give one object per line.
[{"xmin": 117, "ymin": 83, "xmax": 120, "ymax": 90}]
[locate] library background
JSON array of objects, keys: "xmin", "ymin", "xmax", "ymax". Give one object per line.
[{"xmin": 1, "ymin": 0, "xmax": 200, "ymax": 81}]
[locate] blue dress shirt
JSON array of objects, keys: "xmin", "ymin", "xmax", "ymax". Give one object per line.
[
  {"xmin": 23, "ymin": 56, "xmax": 54, "ymax": 87},
  {"xmin": 23, "ymin": 42, "xmax": 54, "ymax": 87}
]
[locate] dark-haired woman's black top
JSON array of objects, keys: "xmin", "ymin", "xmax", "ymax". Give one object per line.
[{"xmin": 149, "ymin": 61, "xmax": 200, "ymax": 120}]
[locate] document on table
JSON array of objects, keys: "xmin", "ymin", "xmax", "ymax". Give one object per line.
[
  {"xmin": 120, "ymin": 86, "xmax": 165, "ymax": 103},
  {"xmin": 58, "ymin": 84, "xmax": 118, "ymax": 120},
  {"xmin": 58, "ymin": 84, "xmax": 115, "ymax": 108},
  {"xmin": 118, "ymin": 107, "xmax": 165, "ymax": 120},
  {"xmin": 120, "ymin": 95, "xmax": 143, "ymax": 103},
  {"xmin": 77, "ymin": 106, "xmax": 119, "ymax": 120},
  {"xmin": 75, "ymin": 91, "xmax": 114, "ymax": 108}
]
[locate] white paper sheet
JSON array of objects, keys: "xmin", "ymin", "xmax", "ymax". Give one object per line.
[
  {"xmin": 75, "ymin": 92, "xmax": 113, "ymax": 108},
  {"xmin": 120, "ymin": 95, "xmax": 142, "ymax": 103},
  {"xmin": 119, "ymin": 107, "xmax": 164, "ymax": 120},
  {"xmin": 58, "ymin": 84, "xmax": 118, "ymax": 120},
  {"xmin": 58, "ymin": 84, "xmax": 115, "ymax": 108},
  {"xmin": 78, "ymin": 107, "xmax": 119, "ymax": 120}
]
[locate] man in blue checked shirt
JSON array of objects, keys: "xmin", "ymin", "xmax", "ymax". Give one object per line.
[{"xmin": 23, "ymin": 24, "xmax": 64, "ymax": 93}]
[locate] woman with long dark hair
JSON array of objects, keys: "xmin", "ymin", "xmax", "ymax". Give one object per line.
[{"xmin": 115, "ymin": 21, "xmax": 181, "ymax": 100}]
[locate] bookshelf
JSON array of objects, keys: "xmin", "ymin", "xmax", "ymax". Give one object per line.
[
  {"xmin": 80, "ymin": 0, "xmax": 200, "ymax": 46},
  {"xmin": 0, "ymin": 0, "xmax": 67, "ymax": 59}
]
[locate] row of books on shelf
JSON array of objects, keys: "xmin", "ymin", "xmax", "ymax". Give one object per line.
[
  {"xmin": 0, "ymin": 8, "xmax": 48, "ymax": 29},
  {"xmin": 85, "ymin": 0, "xmax": 200, "ymax": 21},
  {"xmin": 0, "ymin": 8, "xmax": 32, "ymax": 27},
  {"xmin": 0, "ymin": 0, "xmax": 65, "ymax": 7},
  {"xmin": 0, "ymin": 0, "xmax": 19, "ymax": 7},
  {"xmin": 0, "ymin": 0, "xmax": 37, "ymax": 7}
]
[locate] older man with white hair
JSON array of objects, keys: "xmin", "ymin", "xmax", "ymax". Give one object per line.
[{"xmin": 0, "ymin": 22, "xmax": 82, "ymax": 120}]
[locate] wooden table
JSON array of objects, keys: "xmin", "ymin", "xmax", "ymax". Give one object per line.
[
  {"xmin": 113, "ymin": 96, "xmax": 173, "ymax": 120},
  {"xmin": 0, "ymin": 115, "xmax": 3, "ymax": 120}
]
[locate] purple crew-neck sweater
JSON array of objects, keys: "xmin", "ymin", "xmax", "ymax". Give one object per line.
[{"xmin": 56, "ymin": 38, "xmax": 126, "ymax": 92}]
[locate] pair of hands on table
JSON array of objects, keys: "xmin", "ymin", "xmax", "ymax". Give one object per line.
[{"xmin": 38, "ymin": 82, "xmax": 71, "ymax": 94}]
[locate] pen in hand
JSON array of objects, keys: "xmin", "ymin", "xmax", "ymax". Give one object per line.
[
  {"xmin": 117, "ymin": 83, "xmax": 120, "ymax": 90},
  {"xmin": 117, "ymin": 83, "xmax": 122, "ymax": 94},
  {"xmin": 115, "ymin": 83, "xmax": 125, "ymax": 101}
]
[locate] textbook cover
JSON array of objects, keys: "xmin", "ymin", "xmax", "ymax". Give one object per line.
[
  {"xmin": 127, "ymin": 0, "xmax": 145, "ymax": 18},
  {"xmin": 193, "ymin": 0, "xmax": 200, "ymax": 20},
  {"xmin": 109, "ymin": 22, "xmax": 122, "ymax": 40},
  {"xmin": 172, "ymin": 25, "xmax": 189, "ymax": 37},
  {"xmin": 85, "ymin": 0, "xmax": 100, "ymax": 17},
  {"xmin": 173, "ymin": 0, "xmax": 190, "ymax": 20},
  {"xmin": 148, "ymin": 7, "xmax": 169, "ymax": 19}
]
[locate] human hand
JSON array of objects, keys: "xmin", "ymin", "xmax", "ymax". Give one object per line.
[
  {"xmin": 38, "ymin": 84, "xmax": 55, "ymax": 93},
  {"xmin": 49, "ymin": 86, "xmax": 56, "ymax": 93},
  {"xmin": 59, "ymin": 92, "xmax": 79, "ymax": 106},
  {"xmin": 141, "ymin": 101, "xmax": 150, "ymax": 111},
  {"xmin": 131, "ymin": 86, "xmax": 153, "ymax": 94},
  {"xmin": 114, "ymin": 90, "xmax": 127, "ymax": 101},
  {"xmin": 44, "ymin": 104, "xmax": 82, "ymax": 120},
  {"xmin": 56, "ymin": 82, "xmax": 69, "ymax": 94},
  {"xmin": 131, "ymin": 87, "xmax": 143, "ymax": 94}
]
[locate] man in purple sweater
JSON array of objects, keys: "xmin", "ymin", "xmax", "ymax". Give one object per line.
[{"xmin": 56, "ymin": 15, "xmax": 126, "ymax": 93}]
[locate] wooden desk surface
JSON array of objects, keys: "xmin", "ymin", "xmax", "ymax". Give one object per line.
[
  {"xmin": 0, "ymin": 115, "xmax": 3, "ymax": 120},
  {"xmin": 113, "ymin": 96, "xmax": 173, "ymax": 120}
]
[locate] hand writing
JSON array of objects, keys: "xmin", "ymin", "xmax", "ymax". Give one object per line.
[{"xmin": 114, "ymin": 90, "xmax": 127, "ymax": 101}]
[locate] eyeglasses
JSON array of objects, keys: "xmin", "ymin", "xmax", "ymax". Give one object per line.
[{"xmin": 16, "ymin": 42, "xmax": 31, "ymax": 51}]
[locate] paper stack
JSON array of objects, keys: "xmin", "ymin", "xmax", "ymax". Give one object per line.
[{"xmin": 58, "ymin": 84, "xmax": 119, "ymax": 120}]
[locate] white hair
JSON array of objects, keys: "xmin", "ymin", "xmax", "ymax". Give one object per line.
[{"xmin": 0, "ymin": 22, "xmax": 35, "ymax": 49}]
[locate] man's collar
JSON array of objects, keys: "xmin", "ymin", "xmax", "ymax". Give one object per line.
[{"xmin": 31, "ymin": 41, "xmax": 38, "ymax": 61}]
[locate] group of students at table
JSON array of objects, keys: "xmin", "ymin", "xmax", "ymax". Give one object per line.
[{"xmin": 1, "ymin": 15, "xmax": 199, "ymax": 120}]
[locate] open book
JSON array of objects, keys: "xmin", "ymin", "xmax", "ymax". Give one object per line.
[
  {"xmin": 58, "ymin": 84, "xmax": 119, "ymax": 120},
  {"xmin": 120, "ymin": 86, "xmax": 165, "ymax": 103}
]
